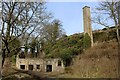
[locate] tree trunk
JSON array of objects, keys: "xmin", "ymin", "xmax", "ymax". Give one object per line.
[
  {"xmin": 118, "ymin": 1, "xmax": 120, "ymax": 78},
  {"xmin": 0, "ymin": 52, "xmax": 2, "ymax": 80},
  {"xmin": 0, "ymin": 35, "xmax": 2, "ymax": 79}
]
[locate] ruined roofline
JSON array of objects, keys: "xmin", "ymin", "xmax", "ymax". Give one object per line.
[
  {"xmin": 17, "ymin": 56, "xmax": 62, "ymax": 60},
  {"xmin": 82, "ymin": 6, "xmax": 90, "ymax": 9}
]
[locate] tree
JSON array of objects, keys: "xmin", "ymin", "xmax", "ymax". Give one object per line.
[
  {"xmin": 39, "ymin": 19, "xmax": 66, "ymax": 54},
  {"xmin": 118, "ymin": 2, "xmax": 120, "ymax": 78},
  {"xmin": 1, "ymin": 1, "xmax": 52, "ymax": 75},
  {"xmin": 93, "ymin": 1, "xmax": 120, "ymax": 78},
  {"xmin": 92, "ymin": 1, "xmax": 120, "ymax": 43},
  {"xmin": 60, "ymin": 49, "xmax": 73, "ymax": 67},
  {"xmin": 0, "ymin": 35, "xmax": 2, "ymax": 79},
  {"xmin": 40, "ymin": 19, "xmax": 65, "ymax": 44},
  {"xmin": 29, "ymin": 38, "xmax": 39, "ymax": 58},
  {"xmin": 8, "ymin": 36, "xmax": 21, "ymax": 57}
]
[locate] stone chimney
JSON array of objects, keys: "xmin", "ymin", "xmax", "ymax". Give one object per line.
[{"xmin": 83, "ymin": 6, "xmax": 93, "ymax": 46}]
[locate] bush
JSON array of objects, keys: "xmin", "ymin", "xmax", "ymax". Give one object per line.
[
  {"xmin": 60, "ymin": 49, "xmax": 73, "ymax": 67},
  {"xmin": 84, "ymin": 33, "xmax": 91, "ymax": 49},
  {"xmin": 12, "ymin": 55, "xmax": 16, "ymax": 64}
]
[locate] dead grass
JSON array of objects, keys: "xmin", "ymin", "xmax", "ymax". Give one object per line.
[
  {"xmin": 2, "ymin": 40, "xmax": 119, "ymax": 78},
  {"xmin": 60, "ymin": 40, "xmax": 118, "ymax": 78}
]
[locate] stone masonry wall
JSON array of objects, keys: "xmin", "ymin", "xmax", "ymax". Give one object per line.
[{"xmin": 16, "ymin": 56, "xmax": 64, "ymax": 73}]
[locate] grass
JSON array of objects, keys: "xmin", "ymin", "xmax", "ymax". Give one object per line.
[
  {"xmin": 2, "ymin": 40, "xmax": 119, "ymax": 79},
  {"xmin": 59, "ymin": 40, "xmax": 118, "ymax": 78}
]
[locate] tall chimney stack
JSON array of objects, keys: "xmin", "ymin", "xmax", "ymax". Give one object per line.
[{"xmin": 83, "ymin": 6, "xmax": 93, "ymax": 46}]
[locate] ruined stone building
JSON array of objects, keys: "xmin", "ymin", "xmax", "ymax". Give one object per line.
[
  {"xmin": 16, "ymin": 46, "xmax": 64, "ymax": 73},
  {"xmin": 83, "ymin": 6, "xmax": 93, "ymax": 46},
  {"xmin": 16, "ymin": 54, "xmax": 64, "ymax": 73}
]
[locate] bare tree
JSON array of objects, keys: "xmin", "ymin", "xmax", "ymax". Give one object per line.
[
  {"xmin": 38, "ymin": 19, "xmax": 66, "ymax": 45},
  {"xmin": 1, "ymin": 1, "xmax": 52, "ymax": 76},
  {"xmin": 92, "ymin": 0, "xmax": 120, "ymax": 43},
  {"xmin": 92, "ymin": 1, "xmax": 120, "ymax": 78}
]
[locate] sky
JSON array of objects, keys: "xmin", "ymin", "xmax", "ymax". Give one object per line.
[{"xmin": 46, "ymin": 2, "xmax": 103, "ymax": 36}]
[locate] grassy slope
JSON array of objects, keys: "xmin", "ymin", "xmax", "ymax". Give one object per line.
[
  {"xmin": 3, "ymin": 40, "xmax": 118, "ymax": 78},
  {"xmin": 58, "ymin": 40, "xmax": 118, "ymax": 78},
  {"xmin": 2, "ymin": 28, "xmax": 118, "ymax": 78}
]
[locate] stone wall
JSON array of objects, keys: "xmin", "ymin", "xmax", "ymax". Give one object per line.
[{"xmin": 16, "ymin": 56, "xmax": 64, "ymax": 73}]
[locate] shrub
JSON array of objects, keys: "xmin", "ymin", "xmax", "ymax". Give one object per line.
[
  {"xmin": 12, "ymin": 55, "xmax": 16, "ymax": 64},
  {"xmin": 84, "ymin": 33, "xmax": 91, "ymax": 49},
  {"xmin": 60, "ymin": 49, "xmax": 73, "ymax": 67}
]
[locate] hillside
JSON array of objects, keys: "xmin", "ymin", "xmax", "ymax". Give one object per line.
[
  {"xmin": 44, "ymin": 27, "xmax": 119, "ymax": 78},
  {"xmin": 58, "ymin": 40, "xmax": 118, "ymax": 78},
  {"xmin": 43, "ymin": 27, "xmax": 117, "ymax": 66},
  {"xmin": 2, "ymin": 27, "xmax": 119, "ymax": 79}
]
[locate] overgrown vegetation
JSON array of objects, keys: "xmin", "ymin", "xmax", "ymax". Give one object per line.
[
  {"xmin": 12, "ymin": 26, "xmax": 116, "ymax": 68},
  {"xmin": 93, "ymin": 27, "xmax": 117, "ymax": 43},
  {"xmin": 11, "ymin": 55, "xmax": 16, "ymax": 64},
  {"xmin": 68, "ymin": 40, "xmax": 118, "ymax": 78},
  {"xmin": 83, "ymin": 33, "xmax": 91, "ymax": 49},
  {"xmin": 1, "ymin": 1, "xmax": 119, "ymax": 79},
  {"xmin": 43, "ymin": 27, "xmax": 117, "ymax": 66},
  {"xmin": 8, "ymin": 26, "xmax": 117, "ymax": 67},
  {"xmin": 43, "ymin": 33, "xmax": 84, "ymax": 66}
]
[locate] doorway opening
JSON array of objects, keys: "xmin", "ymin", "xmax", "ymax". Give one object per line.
[
  {"xmin": 46, "ymin": 65, "xmax": 52, "ymax": 72},
  {"xmin": 29, "ymin": 65, "xmax": 33, "ymax": 71}
]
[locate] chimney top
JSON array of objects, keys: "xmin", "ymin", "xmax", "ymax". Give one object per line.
[{"xmin": 83, "ymin": 6, "xmax": 90, "ymax": 9}]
